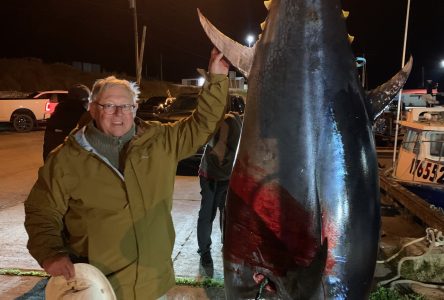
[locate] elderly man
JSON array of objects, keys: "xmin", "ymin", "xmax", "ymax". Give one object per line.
[{"xmin": 25, "ymin": 48, "xmax": 229, "ymax": 299}]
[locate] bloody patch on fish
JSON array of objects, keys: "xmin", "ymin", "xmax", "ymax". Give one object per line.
[
  {"xmin": 321, "ymin": 212, "xmax": 339, "ymax": 274},
  {"xmin": 224, "ymin": 159, "xmax": 320, "ymax": 276}
]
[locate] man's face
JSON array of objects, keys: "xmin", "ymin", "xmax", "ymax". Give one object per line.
[{"xmin": 89, "ymin": 85, "xmax": 137, "ymax": 137}]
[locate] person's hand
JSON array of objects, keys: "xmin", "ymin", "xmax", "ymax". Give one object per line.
[
  {"xmin": 42, "ymin": 254, "xmax": 75, "ymax": 280},
  {"xmin": 208, "ymin": 47, "xmax": 229, "ymax": 76},
  {"xmin": 253, "ymin": 273, "xmax": 275, "ymax": 293}
]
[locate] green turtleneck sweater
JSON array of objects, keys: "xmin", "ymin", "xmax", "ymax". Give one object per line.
[{"xmin": 84, "ymin": 122, "xmax": 135, "ymax": 172}]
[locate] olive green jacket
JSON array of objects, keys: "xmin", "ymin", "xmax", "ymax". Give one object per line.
[{"xmin": 25, "ymin": 74, "xmax": 228, "ymax": 300}]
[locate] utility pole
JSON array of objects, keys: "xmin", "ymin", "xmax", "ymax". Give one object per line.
[
  {"xmin": 137, "ymin": 26, "xmax": 147, "ymax": 85},
  {"xmin": 160, "ymin": 54, "xmax": 163, "ymax": 81},
  {"xmin": 392, "ymin": 0, "xmax": 411, "ymax": 174},
  {"xmin": 356, "ymin": 56, "xmax": 367, "ymax": 89},
  {"xmin": 361, "ymin": 54, "xmax": 366, "ymax": 89},
  {"xmin": 129, "ymin": 0, "xmax": 139, "ymax": 84}
]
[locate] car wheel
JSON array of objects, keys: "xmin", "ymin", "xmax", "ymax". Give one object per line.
[{"xmin": 12, "ymin": 114, "xmax": 34, "ymax": 132}]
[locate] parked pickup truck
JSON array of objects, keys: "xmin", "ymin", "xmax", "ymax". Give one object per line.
[{"xmin": 0, "ymin": 90, "xmax": 67, "ymax": 132}]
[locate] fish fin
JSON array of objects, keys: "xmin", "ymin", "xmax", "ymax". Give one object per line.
[
  {"xmin": 197, "ymin": 8, "xmax": 255, "ymax": 78},
  {"xmin": 348, "ymin": 34, "xmax": 355, "ymax": 44},
  {"xmin": 366, "ymin": 56, "xmax": 413, "ymax": 121},
  {"xmin": 292, "ymin": 239, "xmax": 328, "ymax": 299}
]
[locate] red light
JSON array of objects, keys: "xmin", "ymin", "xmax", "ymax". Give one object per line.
[{"xmin": 45, "ymin": 102, "xmax": 58, "ymax": 114}]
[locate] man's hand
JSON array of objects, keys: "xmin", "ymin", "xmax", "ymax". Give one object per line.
[
  {"xmin": 42, "ymin": 254, "xmax": 75, "ymax": 280},
  {"xmin": 208, "ymin": 47, "xmax": 229, "ymax": 75}
]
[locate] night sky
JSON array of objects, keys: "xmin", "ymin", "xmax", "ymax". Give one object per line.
[{"xmin": 1, "ymin": 0, "xmax": 443, "ymax": 89}]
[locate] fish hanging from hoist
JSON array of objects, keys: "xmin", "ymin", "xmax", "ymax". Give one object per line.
[{"xmin": 198, "ymin": 0, "xmax": 412, "ymax": 298}]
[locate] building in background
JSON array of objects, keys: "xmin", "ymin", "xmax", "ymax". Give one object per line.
[{"xmin": 182, "ymin": 71, "xmax": 247, "ymax": 90}]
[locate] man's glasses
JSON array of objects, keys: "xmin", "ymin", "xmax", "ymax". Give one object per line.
[{"xmin": 94, "ymin": 103, "xmax": 136, "ymax": 115}]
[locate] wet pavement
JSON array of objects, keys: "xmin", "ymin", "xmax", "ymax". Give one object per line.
[{"xmin": 2, "ymin": 130, "xmax": 444, "ymax": 299}]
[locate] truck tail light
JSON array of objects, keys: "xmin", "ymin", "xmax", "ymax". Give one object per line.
[{"xmin": 45, "ymin": 101, "xmax": 58, "ymax": 114}]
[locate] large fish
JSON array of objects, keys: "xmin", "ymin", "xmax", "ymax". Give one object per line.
[{"xmin": 198, "ymin": 0, "xmax": 412, "ymax": 299}]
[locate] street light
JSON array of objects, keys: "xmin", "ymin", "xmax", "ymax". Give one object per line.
[
  {"xmin": 356, "ymin": 57, "xmax": 367, "ymax": 88},
  {"xmin": 440, "ymin": 60, "xmax": 444, "ymax": 68},
  {"xmin": 246, "ymin": 34, "xmax": 255, "ymax": 47}
]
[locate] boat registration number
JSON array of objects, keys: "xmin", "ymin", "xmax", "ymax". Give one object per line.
[{"xmin": 409, "ymin": 158, "xmax": 444, "ymax": 184}]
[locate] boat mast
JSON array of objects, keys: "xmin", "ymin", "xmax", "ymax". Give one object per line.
[{"xmin": 392, "ymin": 0, "xmax": 412, "ymax": 175}]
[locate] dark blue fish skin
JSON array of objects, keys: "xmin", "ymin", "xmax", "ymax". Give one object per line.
[{"xmin": 223, "ymin": 0, "xmax": 382, "ymax": 299}]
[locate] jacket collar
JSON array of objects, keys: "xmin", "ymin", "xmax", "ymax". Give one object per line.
[
  {"xmin": 71, "ymin": 125, "xmax": 125, "ymax": 180},
  {"xmin": 68, "ymin": 119, "xmax": 162, "ymax": 175}
]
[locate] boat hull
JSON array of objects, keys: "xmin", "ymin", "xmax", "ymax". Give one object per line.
[{"xmin": 401, "ymin": 182, "xmax": 444, "ymax": 209}]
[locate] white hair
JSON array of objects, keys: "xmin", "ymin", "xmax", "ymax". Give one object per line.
[{"xmin": 90, "ymin": 76, "xmax": 140, "ymax": 104}]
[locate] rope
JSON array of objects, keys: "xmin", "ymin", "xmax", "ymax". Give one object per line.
[
  {"xmin": 0, "ymin": 269, "xmax": 224, "ymax": 288},
  {"xmin": 388, "ymin": 279, "xmax": 444, "ymax": 290},
  {"xmin": 378, "ymin": 228, "xmax": 444, "ymax": 287},
  {"xmin": 255, "ymin": 277, "xmax": 269, "ymax": 300},
  {"xmin": 377, "ymin": 236, "xmax": 426, "ymax": 264},
  {"xmin": 426, "ymin": 227, "xmax": 444, "ymax": 247}
]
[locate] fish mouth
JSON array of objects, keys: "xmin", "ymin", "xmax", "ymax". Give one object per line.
[
  {"xmin": 224, "ymin": 241, "xmax": 328, "ymax": 299},
  {"xmin": 224, "ymin": 263, "xmax": 290, "ymax": 300},
  {"xmin": 253, "ymin": 272, "xmax": 277, "ymax": 295}
]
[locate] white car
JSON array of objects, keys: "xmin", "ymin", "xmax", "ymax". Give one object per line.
[{"xmin": 0, "ymin": 90, "xmax": 68, "ymax": 132}]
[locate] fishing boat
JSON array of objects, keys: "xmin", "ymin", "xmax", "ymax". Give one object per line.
[{"xmin": 392, "ymin": 106, "xmax": 444, "ymax": 209}]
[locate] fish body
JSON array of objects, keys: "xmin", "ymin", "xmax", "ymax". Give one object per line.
[{"xmin": 198, "ymin": 0, "xmax": 411, "ymax": 299}]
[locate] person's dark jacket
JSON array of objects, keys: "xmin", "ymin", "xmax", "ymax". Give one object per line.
[
  {"xmin": 199, "ymin": 112, "xmax": 243, "ymax": 180},
  {"xmin": 43, "ymin": 101, "xmax": 88, "ymax": 161}
]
